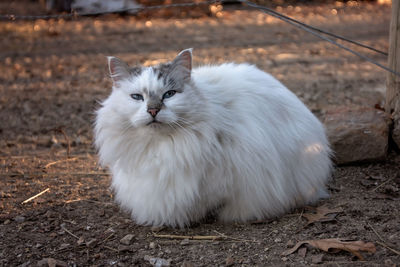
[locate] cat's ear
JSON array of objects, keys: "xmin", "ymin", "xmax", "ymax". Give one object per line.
[
  {"xmin": 107, "ymin": 56, "xmax": 131, "ymax": 83},
  {"xmin": 170, "ymin": 48, "xmax": 192, "ymax": 82}
]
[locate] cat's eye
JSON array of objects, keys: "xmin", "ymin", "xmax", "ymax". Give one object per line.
[
  {"xmin": 163, "ymin": 90, "xmax": 176, "ymax": 99},
  {"xmin": 130, "ymin": 94, "xmax": 144, "ymax": 101}
]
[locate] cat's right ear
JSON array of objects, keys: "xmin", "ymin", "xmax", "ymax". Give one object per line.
[{"xmin": 107, "ymin": 56, "xmax": 131, "ymax": 84}]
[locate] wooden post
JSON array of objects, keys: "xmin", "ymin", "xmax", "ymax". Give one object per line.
[{"xmin": 386, "ymin": 0, "xmax": 400, "ymax": 147}]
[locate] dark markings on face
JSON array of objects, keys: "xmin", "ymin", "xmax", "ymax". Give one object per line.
[
  {"xmin": 129, "ymin": 66, "xmax": 143, "ymax": 76},
  {"xmin": 152, "ymin": 63, "xmax": 183, "ymax": 93}
]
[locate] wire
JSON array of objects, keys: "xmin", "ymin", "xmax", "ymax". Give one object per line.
[
  {"xmin": 240, "ymin": 0, "xmax": 400, "ymax": 77},
  {"xmin": 0, "ymin": 0, "xmax": 398, "ymax": 77}
]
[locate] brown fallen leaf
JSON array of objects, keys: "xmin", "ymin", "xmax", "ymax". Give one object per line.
[
  {"xmin": 302, "ymin": 205, "xmax": 343, "ymax": 225},
  {"xmin": 282, "ymin": 238, "xmax": 376, "ymax": 260}
]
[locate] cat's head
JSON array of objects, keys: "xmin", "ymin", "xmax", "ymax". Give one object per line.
[{"xmin": 105, "ymin": 49, "xmax": 202, "ymax": 133}]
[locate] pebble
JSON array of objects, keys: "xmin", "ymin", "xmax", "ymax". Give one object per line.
[
  {"xmin": 118, "ymin": 245, "xmax": 131, "ymax": 252},
  {"xmin": 14, "ymin": 216, "xmax": 25, "ymax": 223},
  {"xmin": 225, "ymin": 256, "xmax": 234, "ymax": 266},
  {"xmin": 274, "ymin": 238, "xmax": 282, "ymax": 243},
  {"xmin": 144, "ymin": 255, "xmax": 170, "ymax": 267},
  {"xmin": 86, "ymin": 238, "xmax": 97, "ymax": 247},
  {"xmin": 3, "ymin": 219, "xmax": 11, "ymax": 225},
  {"xmin": 149, "ymin": 242, "xmax": 156, "ymax": 249},
  {"xmin": 180, "ymin": 239, "xmax": 190, "ymax": 246},
  {"xmin": 311, "ymin": 254, "xmax": 324, "ymax": 264},
  {"xmin": 120, "ymin": 234, "xmax": 135, "ymax": 245}
]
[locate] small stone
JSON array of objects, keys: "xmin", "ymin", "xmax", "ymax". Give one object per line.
[
  {"xmin": 149, "ymin": 242, "xmax": 156, "ymax": 249},
  {"xmin": 118, "ymin": 245, "xmax": 131, "ymax": 252},
  {"xmin": 85, "ymin": 238, "xmax": 97, "ymax": 247},
  {"xmin": 144, "ymin": 255, "xmax": 170, "ymax": 266},
  {"xmin": 151, "ymin": 226, "xmax": 165, "ymax": 232},
  {"xmin": 286, "ymin": 240, "xmax": 295, "ymax": 247},
  {"xmin": 180, "ymin": 239, "xmax": 190, "ymax": 246},
  {"xmin": 274, "ymin": 238, "xmax": 282, "ymax": 243},
  {"xmin": 164, "ymin": 249, "xmax": 171, "ymax": 254},
  {"xmin": 120, "ymin": 234, "xmax": 135, "ymax": 245},
  {"xmin": 59, "ymin": 243, "xmax": 70, "ymax": 250},
  {"xmin": 311, "ymin": 254, "xmax": 324, "ymax": 264},
  {"xmin": 226, "ymin": 256, "xmax": 234, "ymax": 266},
  {"xmin": 272, "ymin": 230, "xmax": 278, "ymax": 234},
  {"xmin": 3, "ymin": 219, "xmax": 11, "ymax": 225},
  {"xmin": 384, "ymin": 259, "xmax": 394, "ymax": 266},
  {"xmin": 281, "ymin": 257, "xmax": 288, "ymax": 262},
  {"xmin": 77, "ymin": 237, "xmax": 85, "ymax": 245},
  {"xmin": 14, "ymin": 215, "xmax": 25, "ymax": 223},
  {"xmin": 181, "ymin": 261, "xmax": 194, "ymax": 267},
  {"xmin": 298, "ymin": 247, "xmax": 307, "ymax": 258}
]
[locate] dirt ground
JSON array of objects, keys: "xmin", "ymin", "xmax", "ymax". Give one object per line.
[{"xmin": 1, "ymin": 1, "xmax": 400, "ymax": 266}]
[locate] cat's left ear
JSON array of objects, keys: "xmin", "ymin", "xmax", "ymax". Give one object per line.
[
  {"xmin": 107, "ymin": 56, "xmax": 131, "ymax": 84},
  {"xmin": 170, "ymin": 48, "xmax": 192, "ymax": 82}
]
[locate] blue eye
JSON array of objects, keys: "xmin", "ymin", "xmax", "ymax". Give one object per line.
[
  {"xmin": 130, "ymin": 94, "xmax": 144, "ymax": 101},
  {"xmin": 163, "ymin": 90, "xmax": 176, "ymax": 99}
]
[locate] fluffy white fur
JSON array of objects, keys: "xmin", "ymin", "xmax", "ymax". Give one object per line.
[{"xmin": 95, "ymin": 49, "xmax": 332, "ymax": 228}]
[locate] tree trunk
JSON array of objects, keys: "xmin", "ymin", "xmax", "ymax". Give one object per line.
[{"xmin": 386, "ymin": 0, "xmax": 400, "ymax": 147}]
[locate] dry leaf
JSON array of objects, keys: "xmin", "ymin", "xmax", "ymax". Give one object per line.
[
  {"xmin": 282, "ymin": 238, "xmax": 376, "ymax": 260},
  {"xmin": 302, "ymin": 205, "xmax": 343, "ymax": 225}
]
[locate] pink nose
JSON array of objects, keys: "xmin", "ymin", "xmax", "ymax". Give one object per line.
[{"xmin": 147, "ymin": 108, "xmax": 160, "ymax": 117}]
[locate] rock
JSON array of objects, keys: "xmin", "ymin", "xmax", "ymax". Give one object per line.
[
  {"xmin": 85, "ymin": 238, "xmax": 97, "ymax": 248},
  {"xmin": 3, "ymin": 219, "xmax": 11, "ymax": 225},
  {"xmin": 180, "ymin": 239, "xmax": 190, "ymax": 246},
  {"xmin": 120, "ymin": 234, "xmax": 135, "ymax": 245},
  {"xmin": 274, "ymin": 238, "xmax": 282, "ymax": 243},
  {"xmin": 118, "ymin": 245, "xmax": 131, "ymax": 252},
  {"xmin": 144, "ymin": 255, "xmax": 171, "ymax": 267},
  {"xmin": 225, "ymin": 256, "xmax": 234, "ymax": 266},
  {"xmin": 149, "ymin": 242, "xmax": 156, "ymax": 249},
  {"xmin": 311, "ymin": 254, "xmax": 324, "ymax": 264},
  {"xmin": 324, "ymin": 107, "xmax": 392, "ymax": 164},
  {"xmin": 14, "ymin": 216, "xmax": 25, "ymax": 223},
  {"xmin": 181, "ymin": 261, "xmax": 194, "ymax": 267}
]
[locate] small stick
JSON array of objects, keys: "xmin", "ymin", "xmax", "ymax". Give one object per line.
[
  {"xmin": 370, "ymin": 178, "xmax": 394, "ymax": 192},
  {"xmin": 213, "ymin": 230, "xmax": 259, "ymax": 243},
  {"xmin": 153, "ymin": 233, "xmax": 223, "ymax": 241},
  {"xmin": 61, "ymin": 225, "xmax": 80, "ymax": 240},
  {"xmin": 104, "ymin": 245, "xmax": 119, "ymax": 252},
  {"xmin": 21, "ymin": 188, "xmax": 50, "ymax": 204},
  {"xmin": 369, "ymin": 223, "xmax": 400, "ymax": 256},
  {"xmin": 376, "ymin": 241, "xmax": 400, "ymax": 256},
  {"xmin": 44, "ymin": 157, "xmax": 78, "ymax": 169},
  {"xmin": 368, "ymin": 223, "xmax": 385, "ymax": 243}
]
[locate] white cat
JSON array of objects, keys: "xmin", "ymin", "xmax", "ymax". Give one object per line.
[{"xmin": 95, "ymin": 49, "xmax": 332, "ymax": 228}]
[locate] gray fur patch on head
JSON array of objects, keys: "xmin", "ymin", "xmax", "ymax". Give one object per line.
[
  {"xmin": 129, "ymin": 66, "xmax": 143, "ymax": 76},
  {"xmin": 152, "ymin": 63, "xmax": 185, "ymax": 93}
]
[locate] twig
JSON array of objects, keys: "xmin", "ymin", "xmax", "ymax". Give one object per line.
[
  {"xmin": 213, "ymin": 230, "xmax": 259, "ymax": 243},
  {"xmin": 99, "ymin": 233, "xmax": 115, "ymax": 244},
  {"xmin": 376, "ymin": 241, "xmax": 400, "ymax": 256},
  {"xmin": 61, "ymin": 225, "xmax": 80, "ymax": 240},
  {"xmin": 104, "ymin": 245, "xmax": 119, "ymax": 252},
  {"xmin": 368, "ymin": 223, "xmax": 400, "ymax": 256},
  {"xmin": 368, "ymin": 223, "xmax": 385, "ymax": 243},
  {"xmin": 370, "ymin": 178, "xmax": 394, "ymax": 192},
  {"xmin": 21, "ymin": 188, "xmax": 50, "ymax": 204},
  {"xmin": 44, "ymin": 157, "xmax": 78, "ymax": 168},
  {"xmin": 153, "ymin": 233, "xmax": 223, "ymax": 241}
]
